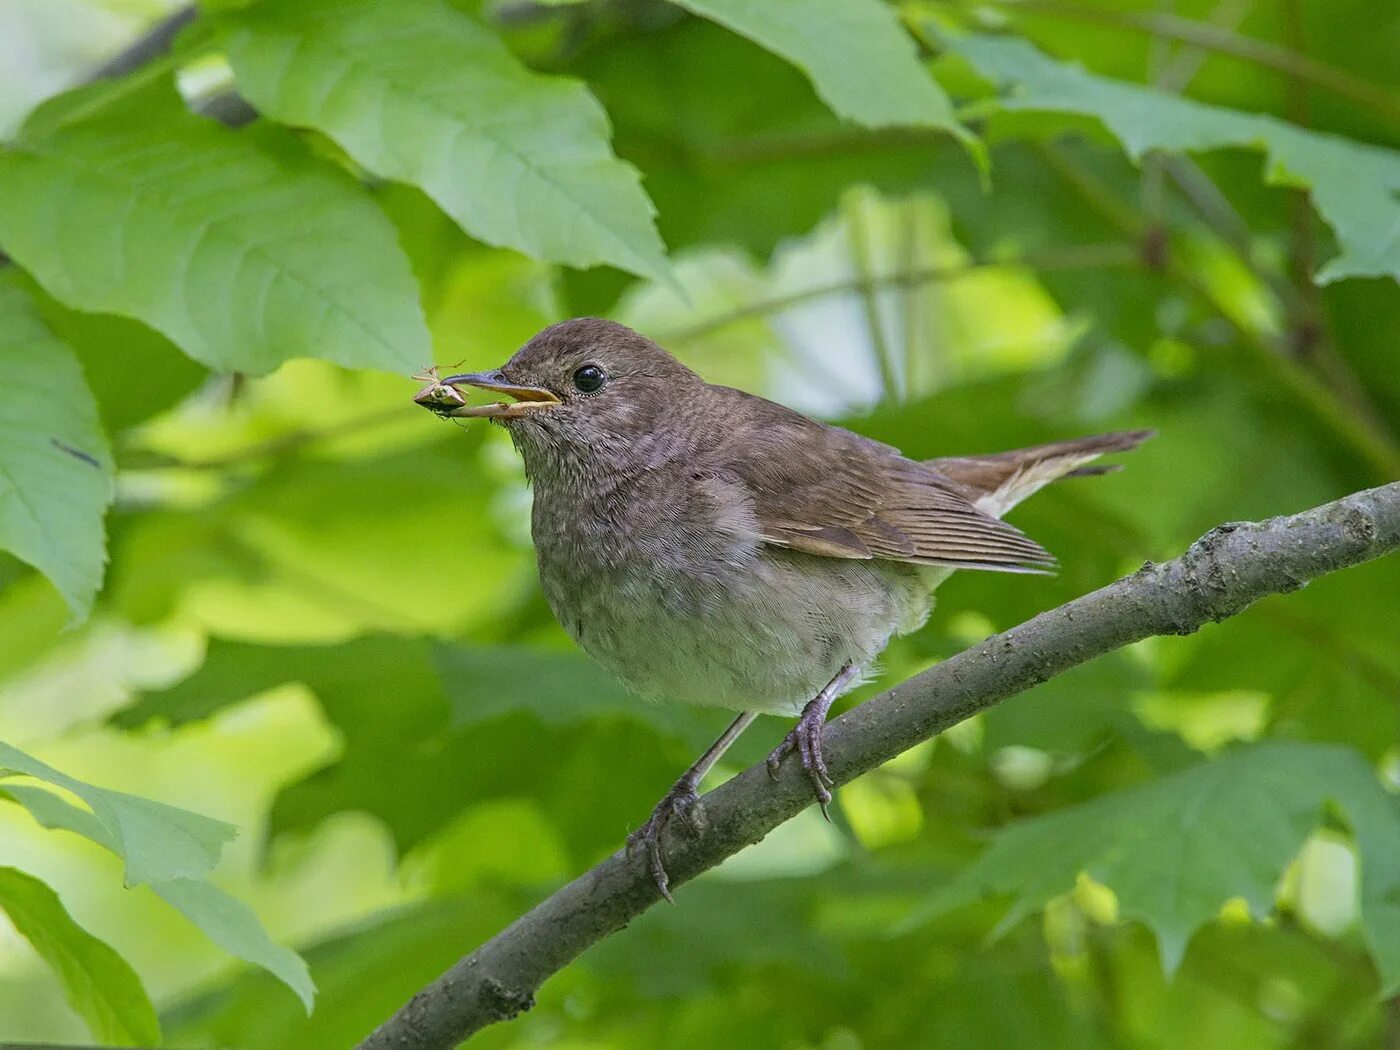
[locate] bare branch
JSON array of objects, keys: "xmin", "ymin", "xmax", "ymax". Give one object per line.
[
  {"xmin": 85, "ymin": 4, "xmax": 196, "ymax": 84},
  {"xmin": 359, "ymin": 482, "xmax": 1400, "ymax": 1049}
]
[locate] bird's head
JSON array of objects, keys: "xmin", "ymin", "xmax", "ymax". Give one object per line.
[{"xmin": 425, "ymin": 318, "xmax": 703, "ymax": 480}]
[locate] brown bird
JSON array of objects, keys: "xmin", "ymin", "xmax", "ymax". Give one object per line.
[{"xmin": 417, "ymin": 318, "xmax": 1151, "ymax": 900}]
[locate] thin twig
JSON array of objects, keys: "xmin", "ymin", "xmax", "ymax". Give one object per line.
[
  {"xmin": 661, "ymin": 243, "xmax": 1138, "ymax": 345},
  {"xmin": 358, "ymin": 482, "xmax": 1400, "ymax": 1048},
  {"xmin": 1159, "ymin": 155, "xmax": 1295, "ymax": 306},
  {"xmin": 971, "ymin": 0, "xmax": 1400, "ymax": 123},
  {"xmin": 82, "ymin": 1, "xmax": 257, "ymax": 126},
  {"xmin": 899, "ymin": 200, "xmax": 930, "ymax": 393},
  {"xmin": 118, "ymin": 406, "xmax": 416, "ymax": 474},
  {"xmin": 1154, "ymin": 0, "xmax": 1255, "ymax": 94},
  {"xmin": 844, "ymin": 193, "xmax": 902, "ymax": 401},
  {"xmin": 84, "ymin": 5, "xmax": 196, "ymax": 84},
  {"xmin": 1156, "ymin": 156, "xmax": 1391, "ymax": 441},
  {"xmin": 1040, "ymin": 143, "xmax": 1400, "ymax": 481},
  {"xmin": 1127, "ymin": 0, "xmax": 1391, "ymax": 438},
  {"xmin": 1281, "ymin": 0, "xmax": 1321, "ymax": 362},
  {"xmin": 124, "ymin": 242, "xmax": 1130, "ymax": 474}
]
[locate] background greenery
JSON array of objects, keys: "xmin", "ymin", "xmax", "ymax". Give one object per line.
[{"xmin": 1, "ymin": 0, "xmax": 1398, "ymax": 1045}]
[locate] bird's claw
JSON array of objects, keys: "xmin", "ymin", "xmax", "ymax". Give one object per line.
[
  {"xmin": 766, "ymin": 706, "xmax": 834, "ymax": 818},
  {"xmin": 627, "ymin": 782, "xmax": 703, "ymax": 903}
]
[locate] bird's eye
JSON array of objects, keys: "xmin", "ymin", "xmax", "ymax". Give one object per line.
[{"xmin": 572, "ymin": 364, "xmax": 606, "ymax": 393}]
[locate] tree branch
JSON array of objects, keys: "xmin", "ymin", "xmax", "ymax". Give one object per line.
[
  {"xmin": 85, "ymin": 4, "xmax": 196, "ymax": 84},
  {"xmin": 359, "ymin": 482, "xmax": 1400, "ymax": 1049}
]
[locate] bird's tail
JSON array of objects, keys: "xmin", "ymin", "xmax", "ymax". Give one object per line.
[{"xmin": 926, "ymin": 429, "xmax": 1155, "ymax": 518}]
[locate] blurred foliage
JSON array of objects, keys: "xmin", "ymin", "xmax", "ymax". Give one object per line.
[{"xmin": 0, "ymin": 0, "xmax": 1398, "ymax": 1046}]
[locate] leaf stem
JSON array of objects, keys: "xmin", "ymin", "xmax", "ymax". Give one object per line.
[
  {"xmin": 962, "ymin": 0, "xmax": 1400, "ymax": 124},
  {"xmin": 85, "ymin": 5, "xmax": 197, "ymax": 84},
  {"xmin": 844, "ymin": 192, "xmax": 903, "ymax": 402},
  {"xmin": 1040, "ymin": 143, "xmax": 1400, "ymax": 481},
  {"xmin": 662, "ymin": 242, "xmax": 1138, "ymax": 345}
]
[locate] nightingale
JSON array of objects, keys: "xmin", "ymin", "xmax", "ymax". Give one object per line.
[{"xmin": 416, "ymin": 317, "xmax": 1151, "ymax": 900}]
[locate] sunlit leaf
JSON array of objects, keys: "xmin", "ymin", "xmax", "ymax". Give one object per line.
[
  {"xmin": 669, "ymin": 0, "xmax": 965, "ymax": 136},
  {"xmin": 0, "ymin": 865, "xmax": 160, "ymax": 1044},
  {"xmin": 0, "ymin": 739, "xmax": 236, "ymax": 886},
  {"xmin": 0, "ymin": 276, "xmax": 113, "ymax": 621},
  {"xmin": 0, "ymin": 73, "xmax": 429, "ymax": 374},
  {"xmin": 163, "ymin": 898, "xmax": 515, "ymax": 1050},
  {"xmin": 580, "ymin": 18, "xmax": 946, "ymax": 260},
  {"xmin": 2, "ymin": 783, "xmax": 316, "ymax": 1010},
  {"xmin": 219, "ymin": 0, "xmax": 670, "ymax": 282}
]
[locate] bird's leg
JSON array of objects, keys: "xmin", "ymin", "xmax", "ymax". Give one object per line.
[
  {"xmin": 766, "ymin": 663, "xmax": 859, "ymax": 818},
  {"xmin": 628, "ymin": 710, "xmax": 759, "ymax": 903}
]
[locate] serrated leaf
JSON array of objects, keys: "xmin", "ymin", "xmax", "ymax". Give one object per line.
[
  {"xmin": 1, "ymin": 784, "xmax": 316, "ymax": 1011},
  {"xmin": 669, "ymin": 0, "xmax": 964, "ymax": 135},
  {"xmin": 0, "ymin": 73, "xmax": 429, "ymax": 374},
  {"xmin": 0, "ymin": 276, "xmax": 113, "ymax": 621},
  {"xmin": 945, "ymin": 32, "xmax": 1400, "ymax": 284},
  {"xmin": 0, "ymin": 738, "xmax": 237, "ymax": 886},
  {"xmin": 0, "ymin": 866, "xmax": 161, "ymax": 1044},
  {"xmin": 911, "ymin": 742, "xmax": 1400, "ymax": 989},
  {"xmin": 218, "ymin": 0, "xmax": 670, "ymax": 282}
]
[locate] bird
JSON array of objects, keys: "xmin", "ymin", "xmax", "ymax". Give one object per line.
[{"xmin": 415, "ymin": 317, "xmax": 1152, "ymax": 900}]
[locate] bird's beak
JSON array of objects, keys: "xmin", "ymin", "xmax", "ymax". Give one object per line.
[{"xmin": 435, "ymin": 370, "xmax": 562, "ymax": 419}]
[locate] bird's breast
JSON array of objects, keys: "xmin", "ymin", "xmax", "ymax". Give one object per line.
[
  {"xmin": 530, "ymin": 470, "xmax": 764, "ymax": 633},
  {"xmin": 529, "ymin": 472, "xmax": 929, "ymax": 714}
]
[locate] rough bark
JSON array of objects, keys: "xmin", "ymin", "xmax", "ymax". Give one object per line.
[{"xmin": 360, "ymin": 482, "xmax": 1400, "ymax": 1048}]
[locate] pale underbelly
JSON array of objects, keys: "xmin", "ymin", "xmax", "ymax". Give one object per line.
[{"xmin": 544, "ymin": 548, "xmax": 935, "ymax": 716}]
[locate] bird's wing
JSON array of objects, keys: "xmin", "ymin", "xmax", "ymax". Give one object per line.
[
  {"xmin": 705, "ymin": 389, "xmax": 1056, "ymax": 573},
  {"xmin": 929, "ymin": 430, "xmax": 1154, "ymax": 517}
]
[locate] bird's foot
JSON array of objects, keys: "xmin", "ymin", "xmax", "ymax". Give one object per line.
[
  {"xmin": 766, "ymin": 699, "xmax": 834, "ymax": 818},
  {"xmin": 627, "ymin": 780, "xmax": 703, "ymax": 903}
]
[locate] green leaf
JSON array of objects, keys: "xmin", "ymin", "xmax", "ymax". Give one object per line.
[
  {"xmin": 19, "ymin": 277, "xmax": 209, "ymax": 434},
  {"xmin": 668, "ymin": 0, "xmax": 965, "ymax": 136},
  {"xmin": 163, "ymin": 898, "xmax": 517, "ymax": 1050},
  {"xmin": 0, "ymin": 275, "xmax": 113, "ymax": 622},
  {"xmin": 912, "ymin": 742, "xmax": 1400, "ymax": 989},
  {"xmin": 0, "ymin": 866, "xmax": 160, "ymax": 1044},
  {"xmin": 0, "ymin": 73, "xmax": 429, "ymax": 374},
  {"xmin": 435, "ymin": 643, "xmax": 712, "ymax": 738},
  {"xmin": 577, "ymin": 17, "xmax": 963, "ymax": 263},
  {"xmin": 981, "ymin": 652, "xmax": 1150, "ymax": 755},
  {"xmin": 1, "ymin": 783, "xmax": 316, "ymax": 1011},
  {"xmin": 0, "ymin": 738, "xmax": 237, "ymax": 886},
  {"xmin": 114, "ymin": 634, "xmax": 733, "ymax": 858},
  {"xmin": 156, "ymin": 878, "xmax": 315, "ymax": 1012},
  {"xmin": 944, "ymin": 32, "xmax": 1400, "ymax": 284},
  {"xmin": 218, "ymin": 0, "xmax": 670, "ymax": 282}
]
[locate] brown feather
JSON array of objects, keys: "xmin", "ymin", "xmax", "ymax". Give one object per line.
[
  {"xmin": 928, "ymin": 430, "xmax": 1154, "ymax": 516},
  {"xmin": 700, "ymin": 387, "xmax": 1059, "ymax": 572}
]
